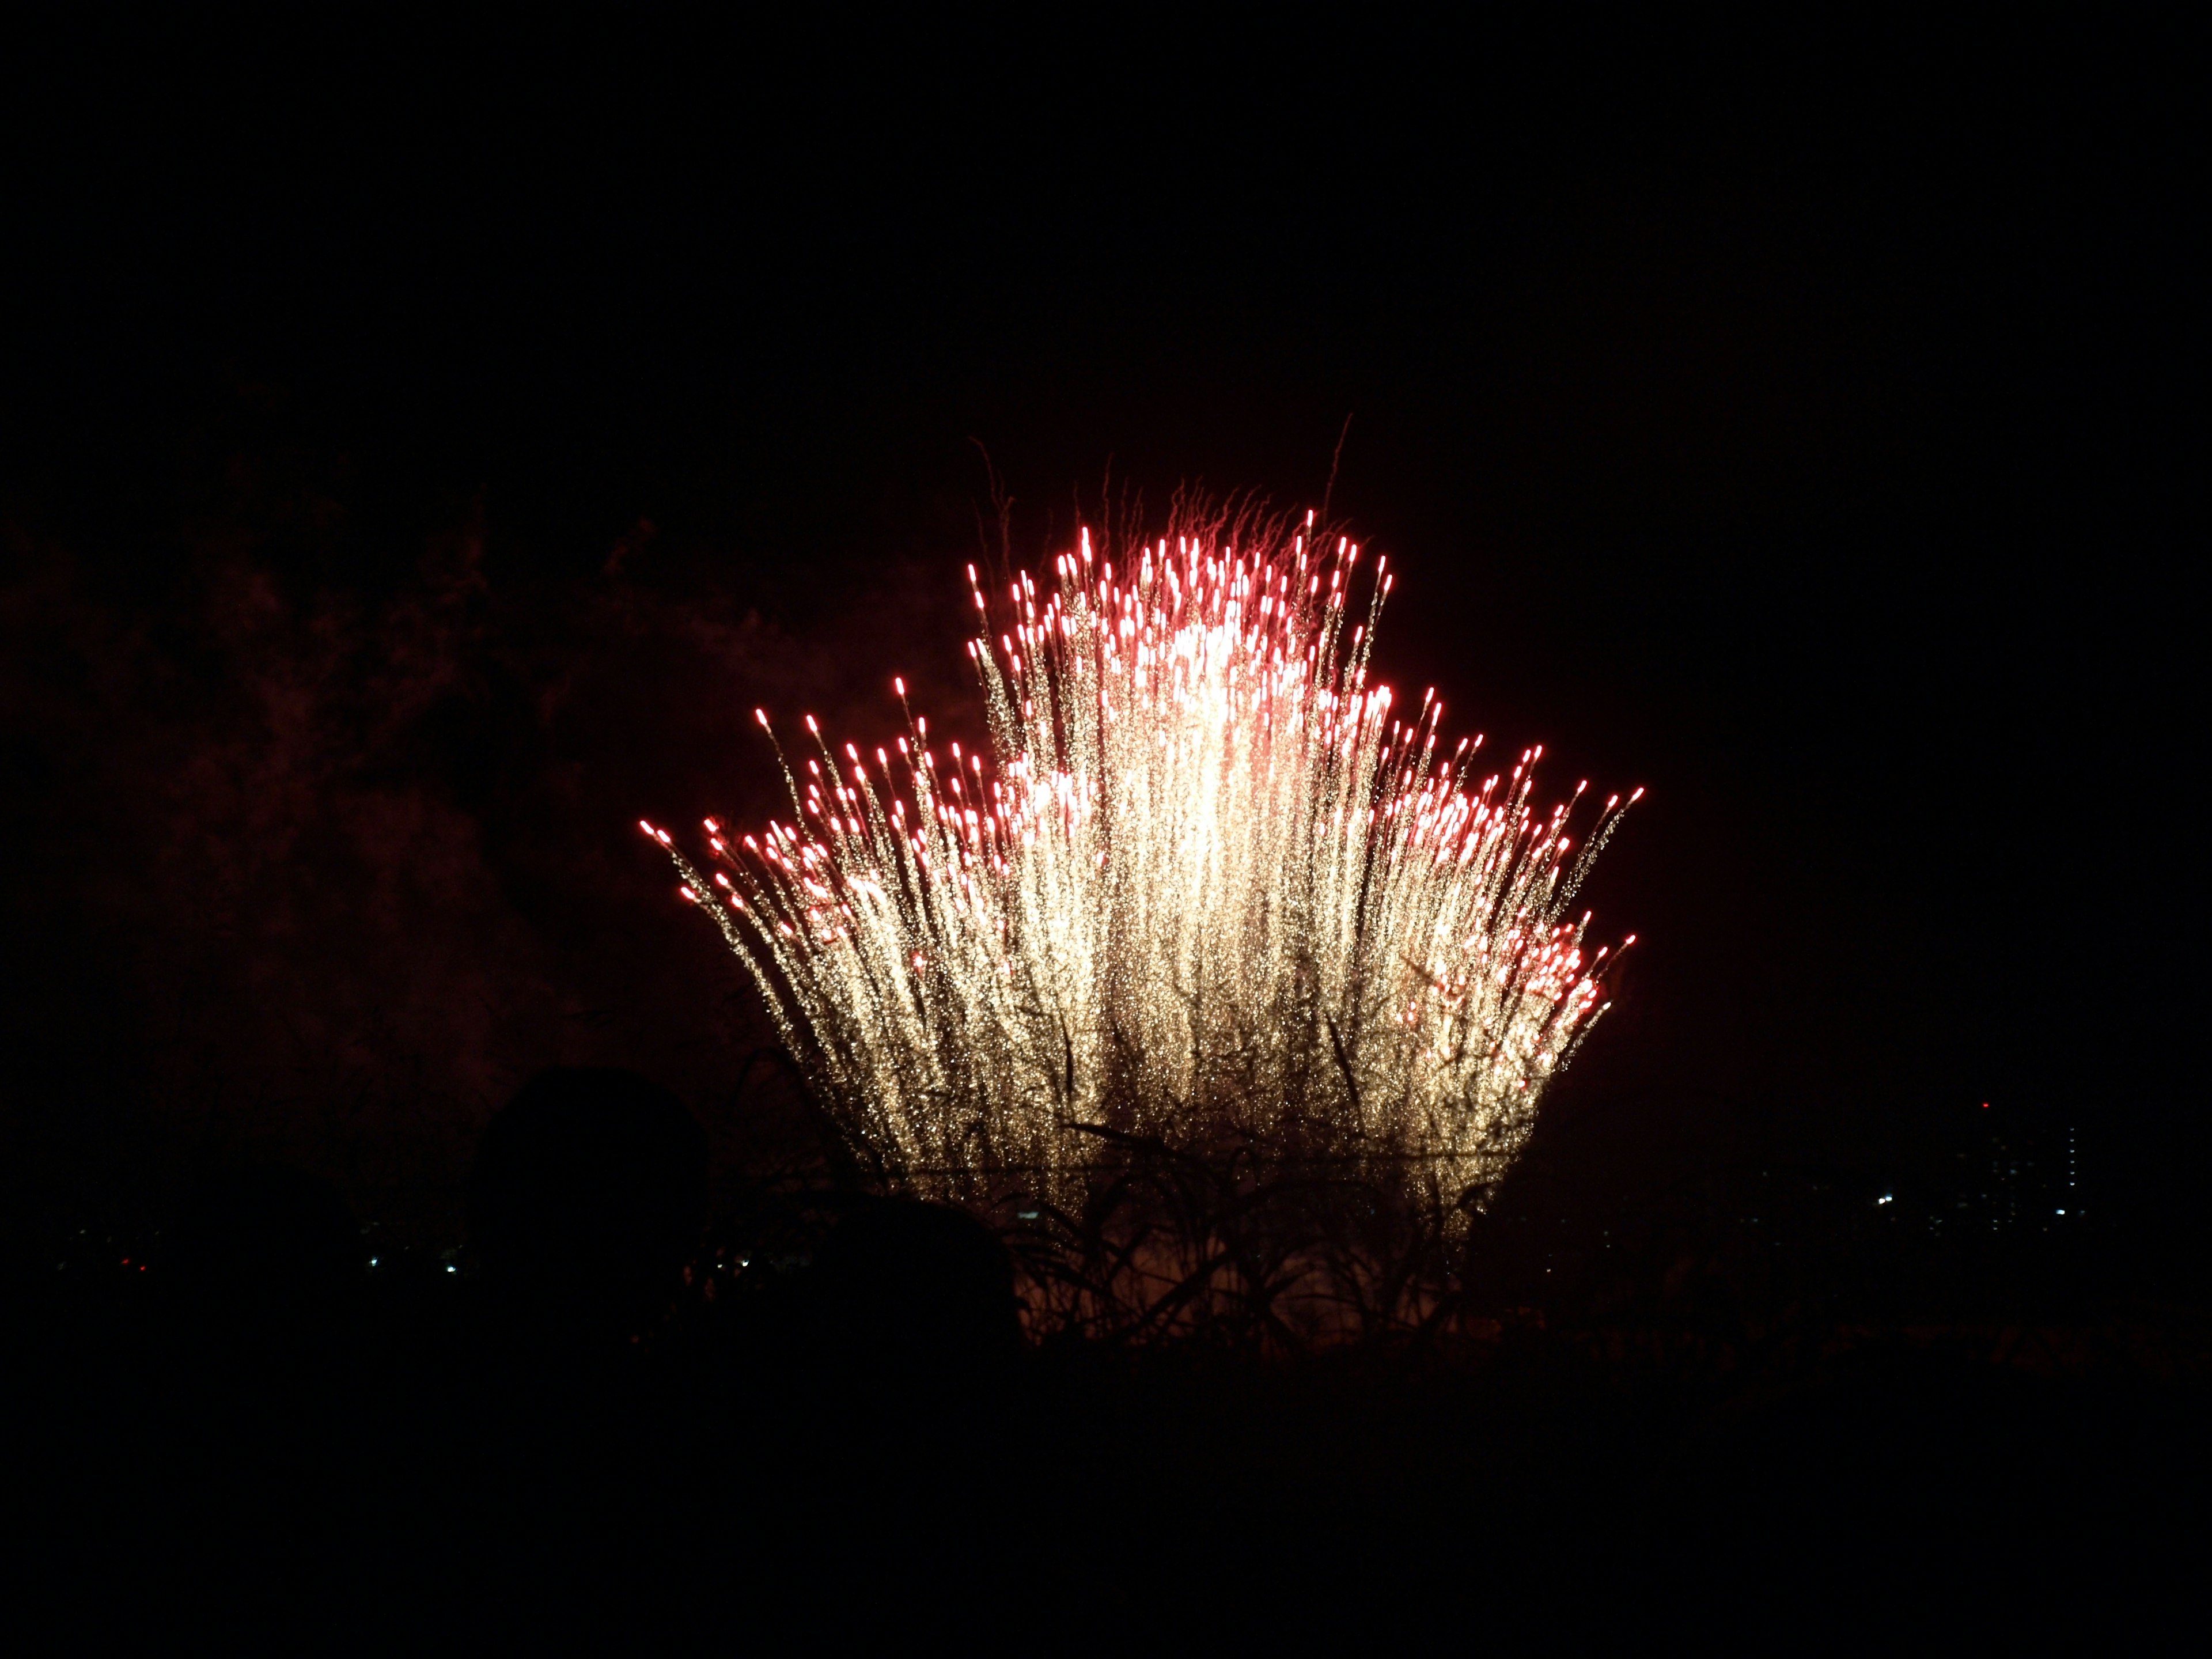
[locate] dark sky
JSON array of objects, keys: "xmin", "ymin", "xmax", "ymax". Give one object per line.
[{"xmin": 1, "ymin": 16, "xmax": 2193, "ymax": 1243}]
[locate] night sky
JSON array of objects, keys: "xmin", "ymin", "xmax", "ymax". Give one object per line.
[{"xmin": 2, "ymin": 17, "xmax": 2191, "ymax": 1258}]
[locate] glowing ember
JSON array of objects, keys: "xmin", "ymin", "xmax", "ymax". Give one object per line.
[{"xmin": 649, "ymin": 503, "xmax": 1638, "ymax": 1210}]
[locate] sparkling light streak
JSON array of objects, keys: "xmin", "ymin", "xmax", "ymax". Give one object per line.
[{"xmin": 649, "ymin": 505, "xmax": 1638, "ymax": 1210}]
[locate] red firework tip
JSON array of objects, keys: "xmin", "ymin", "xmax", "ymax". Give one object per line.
[
  {"xmin": 805, "ymin": 715, "xmax": 819, "ymax": 734},
  {"xmin": 754, "ymin": 709, "xmax": 768, "ymax": 727},
  {"xmin": 678, "ymin": 887, "xmax": 696, "ymax": 903},
  {"xmin": 893, "ymin": 677, "xmax": 906, "ymax": 696},
  {"xmin": 638, "ymin": 819, "xmax": 656, "ymax": 836},
  {"xmin": 703, "ymin": 817, "xmax": 719, "ymax": 832}
]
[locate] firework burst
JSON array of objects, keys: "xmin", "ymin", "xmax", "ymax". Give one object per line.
[{"xmin": 647, "ymin": 502, "xmax": 1637, "ymax": 1211}]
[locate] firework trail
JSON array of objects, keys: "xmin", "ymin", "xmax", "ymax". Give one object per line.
[{"xmin": 646, "ymin": 502, "xmax": 1637, "ymax": 1209}]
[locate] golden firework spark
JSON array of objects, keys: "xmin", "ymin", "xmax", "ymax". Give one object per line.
[{"xmin": 647, "ymin": 503, "xmax": 1637, "ymax": 1209}]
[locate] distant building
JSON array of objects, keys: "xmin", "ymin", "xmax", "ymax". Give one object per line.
[{"xmin": 1923, "ymin": 1108, "xmax": 2080, "ymax": 1237}]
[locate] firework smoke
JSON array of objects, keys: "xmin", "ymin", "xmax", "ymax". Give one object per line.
[{"xmin": 647, "ymin": 502, "xmax": 1636, "ymax": 1211}]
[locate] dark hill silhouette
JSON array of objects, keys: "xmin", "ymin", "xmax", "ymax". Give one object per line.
[
  {"xmin": 801, "ymin": 1195, "xmax": 1022, "ymax": 1377},
  {"xmin": 467, "ymin": 1066, "xmax": 709, "ymax": 1344}
]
